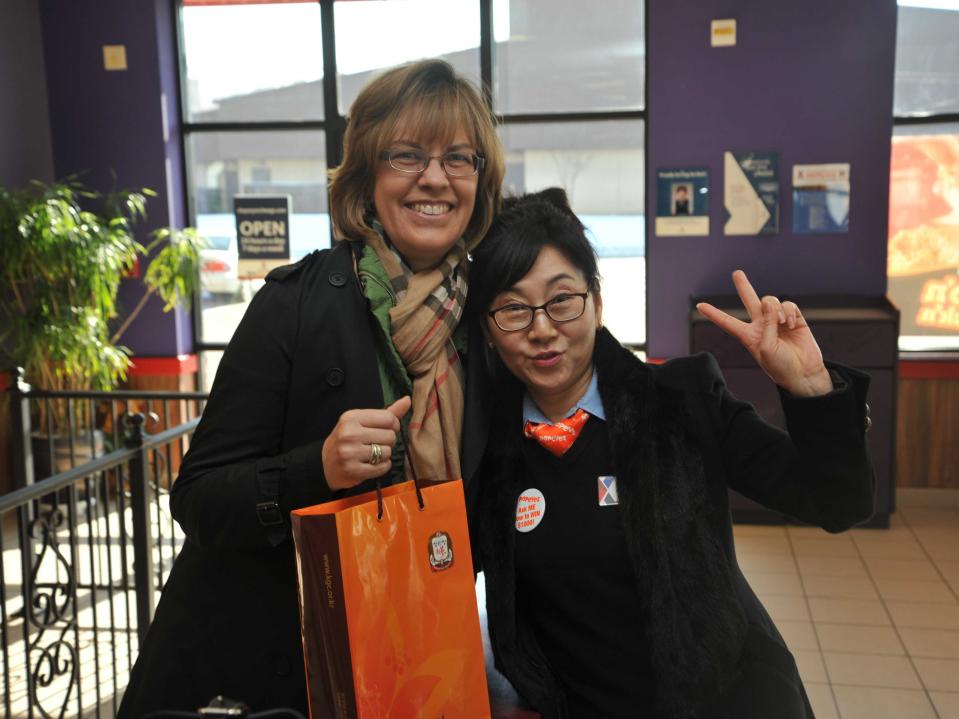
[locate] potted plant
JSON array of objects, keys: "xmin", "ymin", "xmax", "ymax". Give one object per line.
[{"xmin": 0, "ymin": 178, "xmax": 204, "ymax": 478}]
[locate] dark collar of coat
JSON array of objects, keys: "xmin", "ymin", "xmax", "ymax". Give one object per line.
[{"xmin": 481, "ymin": 328, "xmax": 747, "ymax": 718}]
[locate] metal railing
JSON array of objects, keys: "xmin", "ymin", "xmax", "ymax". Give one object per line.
[{"xmin": 2, "ymin": 370, "xmax": 207, "ymax": 718}]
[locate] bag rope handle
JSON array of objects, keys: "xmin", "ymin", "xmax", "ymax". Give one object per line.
[{"xmin": 376, "ymin": 417, "xmax": 426, "ymax": 521}]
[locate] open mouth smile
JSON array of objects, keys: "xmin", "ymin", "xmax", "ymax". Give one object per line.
[{"xmin": 406, "ymin": 202, "xmax": 453, "ymax": 217}]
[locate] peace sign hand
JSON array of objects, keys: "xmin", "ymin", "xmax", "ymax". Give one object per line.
[{"xmin": 696, "ymin": 270, "xmax": 834, "ymax": 397}]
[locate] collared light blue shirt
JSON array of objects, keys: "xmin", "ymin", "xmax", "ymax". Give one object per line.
[{"xmin": 522, "ymin": 369, "xmax": 606, "ymax": 425}]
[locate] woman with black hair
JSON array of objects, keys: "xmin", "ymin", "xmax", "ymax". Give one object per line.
[{"xmin": 468, "ymin": 188, "xmax": 874, "ymax": 718}]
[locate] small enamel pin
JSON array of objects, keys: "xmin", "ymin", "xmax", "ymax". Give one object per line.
[{"xmin": 597, "ymin": 476, "xmax": 619, "ymax": 506}]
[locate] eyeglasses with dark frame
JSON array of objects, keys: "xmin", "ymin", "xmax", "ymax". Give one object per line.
[
  {"xmin": 488, "ymin": 291, "xmax": 590, "ymax": 332},
  {"xmin": 379, "ymin": 148, "xmax": 486, "ymax": 177}
]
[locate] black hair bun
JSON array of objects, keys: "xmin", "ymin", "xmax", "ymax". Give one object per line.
[
  {"xmin": 501, "ymin": 187, "xmax": 571, "ymax": 214},
  {"xmin": 533, "ymin": 187, "xmax": 573, "ymax": 213}
]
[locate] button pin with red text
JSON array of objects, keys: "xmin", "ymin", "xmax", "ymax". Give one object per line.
[{"xmin": 515, "ymin": 489, "xmax": 546, "ymax": 533}]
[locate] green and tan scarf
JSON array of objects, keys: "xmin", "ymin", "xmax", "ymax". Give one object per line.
[{"xmin": 366, "ymin": 220, "xmax": 467, "ymax": 482}]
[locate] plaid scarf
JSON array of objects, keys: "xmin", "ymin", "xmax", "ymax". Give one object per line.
[{"xmin": 366, "ymin": 220, "xmax": 467, "ymax": 482}]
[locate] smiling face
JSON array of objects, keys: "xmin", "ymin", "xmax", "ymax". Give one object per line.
[
  {"xmin": 373, "ymin": 125, "xmax": 479, "ymax": 272},
  {"xmin": 487, "ymin": 245, "xmax": 603, "ymax": 421}
]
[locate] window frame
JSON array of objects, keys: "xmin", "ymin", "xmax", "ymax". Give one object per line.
[
  {"xmin": 891, "ymin": 3, "xmax": 959, "ymax": 355},
  {"xmin": 174, "ymin": 0, "xmax": 651, "ymax": 387}
]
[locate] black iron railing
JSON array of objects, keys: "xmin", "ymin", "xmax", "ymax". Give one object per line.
[{"xmin": 2, "ymin": 370, "xmax": 207, "ymax": 718}]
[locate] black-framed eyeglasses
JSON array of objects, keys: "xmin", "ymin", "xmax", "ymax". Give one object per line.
[
  {"xmin": 488, "ymin": 292, "xmax": 590, "ymax": 332},
  {"xmin": 379, "ymin": 148, "xmax": 485, "ymax": 177}
]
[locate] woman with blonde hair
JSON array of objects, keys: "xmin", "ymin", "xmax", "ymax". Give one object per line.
[{"xmin": 119, "ymin": 59, "xmax": 504, "ymax": 717}]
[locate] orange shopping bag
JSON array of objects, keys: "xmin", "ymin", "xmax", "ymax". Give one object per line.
[{"xmin": 291, "ymin": 479, "xmax": 491, "ymax": 719}]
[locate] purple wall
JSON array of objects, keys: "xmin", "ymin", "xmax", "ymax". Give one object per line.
[
  {"xmin": 647, "ymin": 0, "xmax": 898, "ymax": 358},
  {"xmin": 38, "ymin": 0, "xmax": 191, "ymax": 357},
  {"xmin": 0, "ymin": 0, "xmax": 54, "ymax": 185}
]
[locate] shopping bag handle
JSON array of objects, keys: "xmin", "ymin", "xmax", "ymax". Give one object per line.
[
  {"xmin": 376, "ymin": 420, "xmax": 426, "ymax": 521},
  {"xmin": 375, "ymin": 478, "xmax": 425, "ymax": 520}
]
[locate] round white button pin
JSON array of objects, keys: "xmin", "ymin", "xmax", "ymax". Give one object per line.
[{"xmin": 515, "ymin": 488, "xmax": 546, "ymax": 533}]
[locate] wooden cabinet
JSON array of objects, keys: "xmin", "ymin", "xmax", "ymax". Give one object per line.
[{"xmin": 690, "ymin": 296, "xmax": 899, "ymax": 528}]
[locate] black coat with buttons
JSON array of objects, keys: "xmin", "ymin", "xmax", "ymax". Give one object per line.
[{"xmin": 117, "ymin": 241, "xmax": 491, "ymax": 718}]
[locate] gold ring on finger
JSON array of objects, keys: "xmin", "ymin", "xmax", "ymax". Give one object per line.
[{"xmin": 368, "ymin": 442, "xmax": 383, "ymax": 465}]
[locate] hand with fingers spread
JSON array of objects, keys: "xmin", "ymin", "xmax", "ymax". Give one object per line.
[
  {"xmin": 322, "ymin": 396, "xmax": 412, "ymax": 491},
  {"xmin": 696, "ymin": 270, "xmax": 834, "ymax": 397}
]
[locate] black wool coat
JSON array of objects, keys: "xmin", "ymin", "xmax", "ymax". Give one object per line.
[
  {"xmin": 118, "ymin": 241, "xmax": 491, "ymax": 718},
  {"xmin": 478, "ymin": 328, "xmax": 874, "ymax": 719}
]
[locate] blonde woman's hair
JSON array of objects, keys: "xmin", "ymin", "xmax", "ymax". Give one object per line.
[{"xmin": 329, "ymin": 59, "xmax": 504, "ymax": 251}]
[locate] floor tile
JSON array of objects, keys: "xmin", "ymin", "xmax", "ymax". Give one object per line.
[
  {"xmin": 804, "ymin": 682, "xmax": 839, "ymax": 719},
  {"xmin": 918, "ymin": 542, "xmax": 958, "ymax": 564},
  {"xmin": 738, "ymin": 551, "xmax": 798, "ymax": 574},
  {"xmin": 808, "ymin": 598, "xmax": 890, "ymax": 626},
  {"xmin": 899, "ymin": 628, "xmax": 959, "ymax": 659},
  {"xmin": 792, "ymin": 538, "xmax": 859, "ymax": 558},
  {"xmin": 802, "ymin": 574, "xmax": 879, "ymax": 600},
  {"xmin": 851, "ymin": 513, "xmax": 910, "ymax": 535},
  {"xmin": 930, "ymin": 691, "xmax": 959, "ymax": 719},
  {"xmin": 873, "ymin": 577, "xmax": 957, "ymax": 603},
  {"xmin": 744, "ymin": 571, "xmax": 804, "ymax": 597},
  {"xmin": 778, "ymin": 620, "xmax": 821, "ymax": 651},
  {"xmin": 886, "ymin": 601, "xmax": 959, "ymax": 630},
  {"xmin": 732, "ymin": 523, "xmax": 789, "ymax": 538},
  {"xmin": 832, "ymin": 685, "xmax": 936, "ymax": 719},
  {"xmin": 762, "ymin": 594, "xmax": 811, "ymax": 622},
  {"xmin": 814, "ymin": 623, "xmax": 905, "ymax": 655},
  {"xmin": 794, "ymin": 649, "xmax": 827, "ymax": 683},
  {"xmin": 788, "ymin": 525, "xmax": 852, "ymax": 540},
  {"xmin": 797, "ymin": 555, "xmax": 869, "ymax": 578},
  {"xmin": 854, "ymin": 539, "xmax": 926, "ymax": 560},
  {"xmin": 733, "ymin": 535, "xmax": 793, "ymax": 554},
  {"xmin": 914, "ymin": 529, "xmax": 959, "ymax": 562},
  {"xmin": 912, "ymin": 657, "xmax": 959, "ymax": 692},
  {"xmin": 822, "ymin": 652, "xmax": 921, "ymax": 689},
  {"xmin": 936, "ymin": 560, "xmax": 959, "ymax": 581},
  {"xmin": 864, "ymin": 558, "xmax": 941, "ymax": 581}
]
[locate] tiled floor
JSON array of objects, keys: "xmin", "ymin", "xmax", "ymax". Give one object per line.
[{"xmin": 735, "ymin": 490, "xmax": 959, "ymax": 719}]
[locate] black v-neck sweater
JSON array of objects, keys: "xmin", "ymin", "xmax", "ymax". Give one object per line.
[{"xmin": 514, "ymin": 416, "xmax": 656, "ymax": 717}]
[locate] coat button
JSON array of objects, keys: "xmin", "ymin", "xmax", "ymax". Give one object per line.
[
  {"xmin": 327, "ymin": 368, "xmax": 345, "ymax": 387},
  {"xmin": 328, "ymin": 271, "xmax": 346, "ymax": 287}
]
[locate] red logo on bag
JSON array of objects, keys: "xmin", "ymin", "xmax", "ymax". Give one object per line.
[{"xmin": 428, "ymin": 531, "xmax": 454, "ymax": 571}]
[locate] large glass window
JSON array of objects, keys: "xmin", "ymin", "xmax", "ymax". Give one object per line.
[
  {"xmin": 894, "ymin": 2, "xmax": 959, "ymax": 116},
  {"xmin": 498, "ymin": 120, "xmax": 646, "ymax": 343},
  {"xmin": 181, "ymin": 1, "xmax": 324, "ymax": 122},
  {"xmin": 334, "ymin": 0, "xmax": 481, "ymax": 114},
  {"xmin": 179, "ymin": 0, "xmax": 647, "ymax": 390},
  {"xmin": 493, "ymin": 0, "xmax": 645, "ymax": 114},
  {"xmin": 493, "ymin": 0, "xmax": 647, "ymax": 344},
  {"xmin": 890, "ymin": 1, "xmax": 959, "ymax": 352},
  {"xmin": 190, "ymin": 130, "xmax": 329, "ymax": 345}
]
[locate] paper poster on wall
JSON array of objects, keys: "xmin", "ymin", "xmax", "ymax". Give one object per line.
[
  {"xmin": 792, "ymin": 163, "xmax": 850, "ymax": 234},
  {"xmin": 235, "ymin": 195, "xmax": 292, "ymax": 279},
  {"xmin": 655, "ymin": 168, "xmax": 710, "ymax": 237},
  {"xmin": 887, "ymin": 134, "xmax": 959, "ymax": 345},
  {"xmin": 724, "ymin": 151, "xmax": 779, "ymax": 235}
]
